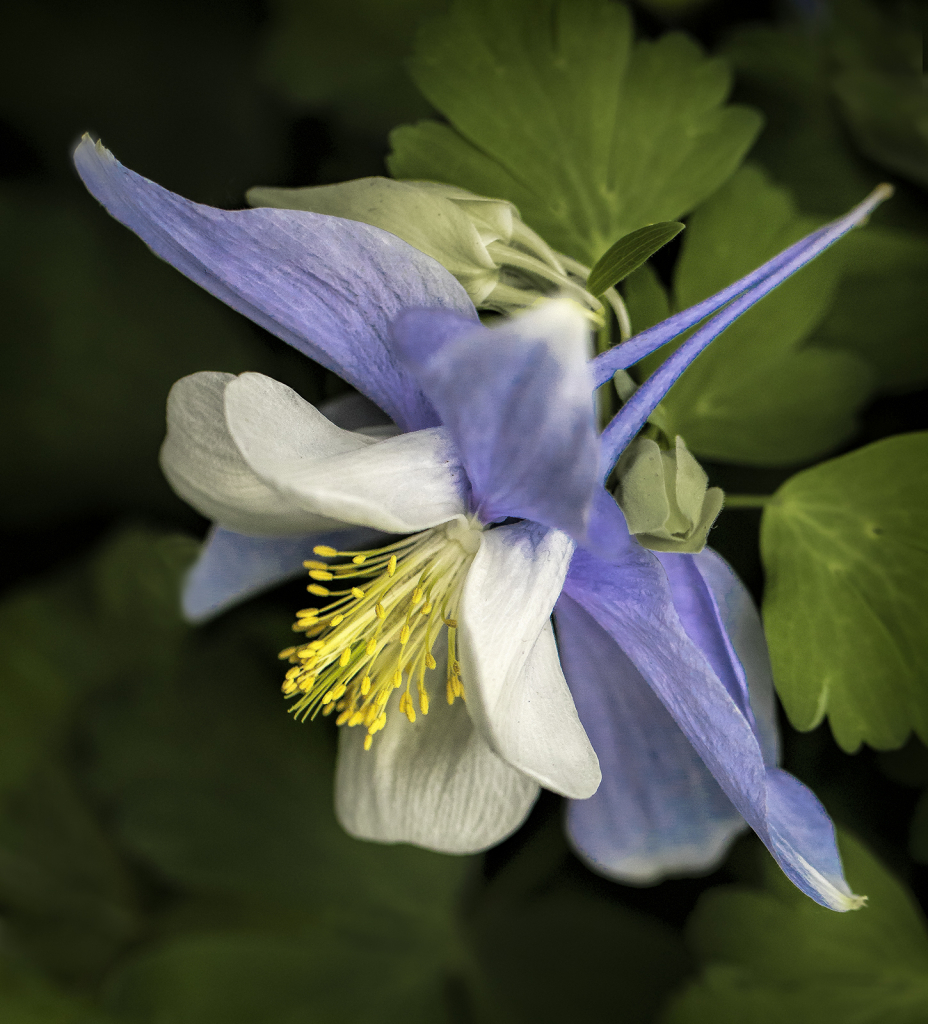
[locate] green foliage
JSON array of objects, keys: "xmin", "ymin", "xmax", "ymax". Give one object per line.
[
  {"xmin": 0, "ymin": 950, "xmax": 117, "ymax": 1024},
  {"xmin": 661, "ymin": 832, "xmax": 928, "ymax": 1023},
  {"xmin": 633, "ymin": 165, "xmax": 873, "ymax": 466},
  {"xmin": 760, "ymin": 433, "xmax": 928, "ymax": 752},
  {"xmin": 828, "ymin": 0, "xmax": 928, "ymax": 191},
  {"xmin": 259, "ymin": 0, "xmax": 447, "ymax": 136},
  {"xmin": 388, "ymin": 0, "xmax": 761, "ymax": 265},
  {"xmin": 587, "ymin": 221, "xmax": 684, "ymax": 297}
]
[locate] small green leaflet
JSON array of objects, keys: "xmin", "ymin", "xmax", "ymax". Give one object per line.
[
  {"xmin": 662, "ymin": 832, "xmax": 928, "ymax": 1024},
  {"xmin": 388, "ymin": 0, "xmax": 761, "ymax": 265},
  {"xmin": 760, "ymin": 433, "xmax": 928, "ymax": 752},
  {"xmin": 587, "ymin": 222, "xmax": 684, "ymax": 297},
  {"xmin": 632, "ymin": 165, "xmax": 873, "ymax": 467}
]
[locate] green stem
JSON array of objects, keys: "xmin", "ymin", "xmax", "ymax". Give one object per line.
[
  {"xmin": 724, "ymin": 493, "xmax": 773, "ymax": 509},
  {"xmin": 596, "ymin": 317, "xmax": 616, "ymax": 428}
]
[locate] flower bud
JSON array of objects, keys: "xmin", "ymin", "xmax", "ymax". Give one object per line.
[
  {"xmin": 247, "ymin": 177, "xmax": 604, "ymax": 318},
  {"xmin": 615, "ymin": 435, "xmax": 723, "ymax": 553}
]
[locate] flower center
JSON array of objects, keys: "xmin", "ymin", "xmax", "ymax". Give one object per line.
[{"xmin": 279, "ymin": 518, "xmax": 482, "ymax": 750}]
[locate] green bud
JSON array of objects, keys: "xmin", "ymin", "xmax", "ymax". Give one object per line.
[
  {"xmin": 615, "ymin": 436, "xmax": 724, "ymax": 553},
  {"xmin": 246, "ymin": 177, "xmax": 606, "ymax": 319}
]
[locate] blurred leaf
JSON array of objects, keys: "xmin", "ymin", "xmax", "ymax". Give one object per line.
[
  {"xmin": 829, "ymin": 0, "xmax": 928, "ymax": 191},
  {"xmin": 760, "ymin": 433, "xmax": 928, "ymax": 752},
  {"xmin": 0, "ymin": 767, "xmax": 141, "ymax": 988},
  {"xmin": 0, "ymin": 0, "xmax": 283, "ymax": 201},
  {"xmin": 0, "ymin": 564, "xmax": 107, "ymax": 802},
  {"xmin": 0, "ymin": 944, "xmax": 118, "ymax": 1024},
  {"xmin": 724, "ymin": 25, "xmax": 878, "ymax": 217},
  {"xmin": 103, "ymin": 925, "xmax": 457, "ymax": 1024},
  {"xmin": 808, "ymin": 225, "xmax": 928, "ymax": 394},
  {"xmin": 635, "ymin": 165, "xmax": 872, "ymax": 466},
  {"xmin": 260, "ymin": 0, "xmax": 448, "ymax": 137},
  {"xmin": 587, "ymin": 221, "xmax": 684, "ymax": 296},
  {"xmin": 388, "ymin": 0, "xmax": 761, "ymax": 264},
  {"xmin": 622, "ymin": 262, "xmax": 673, "ymax": 334},
  {"xmin": 0, "ymin": 188, "xmax": 320, "ymax": 528},
  {"xmin": 661, "ymin": 832, "xmax": 928, "ymax": 1023}
]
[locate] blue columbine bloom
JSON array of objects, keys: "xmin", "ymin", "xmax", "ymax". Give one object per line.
[{"xmin": 74, "ymin": 135, "xmax": 884, "ymax": 910}]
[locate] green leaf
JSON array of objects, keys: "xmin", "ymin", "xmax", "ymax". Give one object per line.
[
  {"xmin": 0, "ymin": 949, "xmax": 117, "ymax": 1024},
  {"xmin": 661, "ymin": 832, "xmax": 928, "ymax": 1024},
  {"xmin": 388, "ymin": 0, "xmax": 761, "ymax": 264},
  {"xmin": 760, "ymin": 433, "xmax": 928, "ymax": 752},
  {"xmin": 807, "ymin": 225, "xmax": 928, "ymax": 394},
  {"xmin": 587, "ymin": 221, "xmax": 684, "ymax": 296},
  {"xmin": 259, "ymin": 0, "xmax": 447, "ymax": 136},
  {"xmin": 0, "ymin": 767, "xmax": 141, "ymax": 988},
  {"xmin": 829, "ymin": 0, "xmax": 928, "ymax": 191},
  {"xmin": 634, "ymin": 165, "xmax": 873, "ymax": 466}
]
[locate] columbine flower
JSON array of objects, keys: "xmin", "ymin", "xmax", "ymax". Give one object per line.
[{"xmin": 74, "ymin": 134, "xmax": 885, "ymax": 909}]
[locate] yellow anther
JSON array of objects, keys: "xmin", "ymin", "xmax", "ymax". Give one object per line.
[
  {"xmin": 309, "ymin": 640, "xmax": 325, "ymax": 650},
  {"xmin": 285, "ymin": 666, "xmax": 300, "ymax": 680},
  {"xmin": 365, "ymin": 638, "xmax": 377, "ymax": 657},
  {"xmin": 364, "ymin": 734, "xmax": 373, "ymax": 751},
  {"xmin": 375, "ymin": 603, "xmax": 386, "ymax": 620},
  {"xmin": 426, "ymin": 653, "xmax": 437, "ymax": 670},
  {"xmin": 307, "ymin": 584, "xmax": 330, "ymax": 597},
  {"xmin": 339, "ymin": 648, "xmax": 352, "ymax": 668},
  {"xmin": 399, "ymin": 692, "xmax": 408, "ymax": 714},
  {"xmin": 412, "ymin": 587, "xmax": 424, "ymax": 603},
  {"xmin": 309, "ymin": 569, "xmax": 334, "ymax": 581},
  {"xmin": 444, "ymin": 618, "xmax": 458, "ymax": 628},
  {"xmin": 322, "ymin": 702, "xmax": 336, "ymax": 716},
  {"xmin": 282, "ymin": 680, "xmax": 298, "ymax": 695},
  {"xmin": 313, "ymin": 545, "xmax": 339, "ymax": 557},
  {"xmin": 351, "ymin": 587, "xmax": 365, "ymax": 599},
  {"xmin": 421, "ymin": 601, "xmax": 433, "ymax": 615},
  {"xmin": 400, "ymin": 625, "xmax": 411, "ymax": 645},
  {"xmin": 352, "ymin": 554, "xmax": 367, "ymax": 564},
  {"xmin": 393, "ymin": 670, "xmax": 403, "ymax": 688},
  {"xmin": 419, "ymin": 690, "xmax": 430, "ymax": 715},
  {"xmin": 377, "ymin": 688, "xmax": 391, "ymax": 707},
  {"xmin": 364, "ymin": 705, "xmax": 378, "ymax": 727},
  {"xmin": 336, "ymin": 709, "xmax": 352, "ymax": 726},
  {"xmin": 447, "ymin": 679, "xmax": 456, "ymax": 705},
  {"xmin": 321, "ymin": 690, "xmax": 334, "ymax": 704},
  {"xmin": 331, "ymin": 683, "xmax": 347, "ymax": 700},
  {"xmin": 375, "ymin": 712, "xmax": 387, "ymax": 731},
  {"xmin": 405, "ymin": 702, "xmax": 416, "ymax": 724},
  {"xmin": 302, "ymin": 561, "xmax": 328, "ymax": 571},
  {"xmin": 388, "ymin": 555, "xmax": 397, "ymax": 576},
  {"xmin": 331, "ymin": 614, "xmax": 344, "ymax": 626},
  {"xmin": 279, "ymin": 646, "xmax": 296, "ymax": 659},
  {"xmin": 298, "ymin": 678, "xmax": 312, "ymax": 693},
  {"xmin": 360, "ymin": 676, "xmax": 371, "ymax": 695},
  {"xmin": 348, "ymin": 711, "xmax": 365, "ymax": 727}
]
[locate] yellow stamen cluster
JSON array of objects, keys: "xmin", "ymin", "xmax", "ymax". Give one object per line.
[{"xmin": 279, "ymin": 519, "xmax": 481, "ymax": 751}]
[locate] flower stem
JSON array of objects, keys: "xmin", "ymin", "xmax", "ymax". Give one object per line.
[{"xmin": 724, "ymin": 493, "xmax": 773, "ymax": 509}]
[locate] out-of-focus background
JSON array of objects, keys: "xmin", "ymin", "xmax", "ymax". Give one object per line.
[{"xmin": 3, "ymin": 1, "xmax": 928, "ymax": 1022}]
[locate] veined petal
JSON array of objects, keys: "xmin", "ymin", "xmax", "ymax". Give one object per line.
[
  {"xmin": 457, "ymin": 522, "xmax": 599, "ymax": 799},
  {"xmin": 160, "ymin": 372, "xmax": 355, "ymax": 536},
  {"xmin": 391, "ymin": 302, "xmax": 599, "ymax": 539},
  {"xmin": 335, "ymin": 661, "xmax": 539, "ymax": 854},
  {"xmin": 182, "ymin": 525, "xmax": 385, "ymax": 623},
  {"xmin": 555, "ymin": 593, "xmax": 746, "ymax": 883},
  {"xmin": 224, "ymin": 373, "xmax": 470, "ymax": 533},
  {"xmin": 563, "ymin": 545, "xmax": 862, "ymax": 910},
  {"xmin": 73, "ymin": 136, "xmax": 478, "ymax": 431},
  {"xmin": 687, "ymin": 548, "xmax": 780, "ymax": 766},
  {"xmin": 591, "ymin": 184, "xmax": 892, "ymax": 386}
]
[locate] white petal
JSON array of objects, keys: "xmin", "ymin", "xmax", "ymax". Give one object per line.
[
  {"xmin": 458, "ymin": 522, "xmax": 600, "ymax": 798},
  {"xmin": 160, "ymin": 372, "xmax": 353, "ymax": 536},
  {"xmin": 335, "ymin": 671, "xmax": 539, "ymax": 853},
  {"xmin": 226, "ymin": 373, "xmax": 469, "ymax": 533}
]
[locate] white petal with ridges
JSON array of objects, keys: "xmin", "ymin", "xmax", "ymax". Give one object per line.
[
  {"xmin": 226, "ymin": 374, "xmax": 470, "ymax": 534},
  {"xmin": 335, "ymin": 669, "xmax": 539, "ymax": 853},
  {"xmin": 160, "ymin": 372, "xmax": 353, "ymax": 536},
  {"xmin": 457, "ymin": 522, "xmax": 600, "ymax": 798}
]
